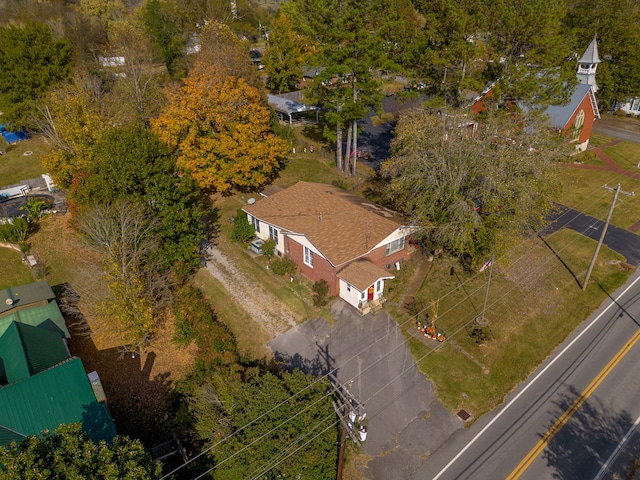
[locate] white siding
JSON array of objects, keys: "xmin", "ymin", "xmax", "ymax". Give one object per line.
[
  {"xmin": 371, "ymin": 226, "xmax": 416, "ymax": 252},
  {"xmin": 339, "ymin": 279, "xmax": 364, "ymax": 309}
]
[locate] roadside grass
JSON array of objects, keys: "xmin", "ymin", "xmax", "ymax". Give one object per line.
[
  {"xmin": 0, "ymin": 137, "xmax": 48, "ymax": 186},
  {"xmin": 397, "ymin": 228, "xmax": 631, "ymax": 418},
  {"xmin": 558, "ymin": 167, "xmax": 640, "ymax": 231},
  {"xmin": 602, "ymin": 141, "xmax": 640, "ymax": 171},
  {"xmin": 0, "ymin": 247, "xmax": 33, "ymax": 289},
  {"xmin": 191, "ymin": 268, "xmax": 273, "ymax": 360},
  {"xmin": 589, "ymin": 131, "xmax": 617, "ymax": 147}
]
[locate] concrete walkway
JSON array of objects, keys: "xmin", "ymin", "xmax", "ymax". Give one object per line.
[{"xmin": 563, "ymin": 139, "xmax": 640, "ymax": 182}]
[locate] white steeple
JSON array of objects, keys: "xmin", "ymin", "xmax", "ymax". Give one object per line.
[{"xmin": 577, "ymin": 36, "xmax": 601, "ymax": 92}]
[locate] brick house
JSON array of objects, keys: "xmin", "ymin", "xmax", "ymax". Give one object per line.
[{"xmin": 243, "ymin": 182, "xmax": 415, "ymax": 313}]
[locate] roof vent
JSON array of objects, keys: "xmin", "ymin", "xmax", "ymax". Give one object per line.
[{"xmin": 248, "ymin": 198, "xmax": 256, "ymax": 205}]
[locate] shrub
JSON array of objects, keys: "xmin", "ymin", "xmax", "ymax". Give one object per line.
[
  {"xmin": 312, "ymin": 279, "xmax": 329, "ymax": 306},
  {"xmin": 261, "ymin": 238, "xmax": 276, "ymax": 258},
  {"xmin": 270, "ymin": 256, "xmax": 297, "ymax": 276},
  {"xmin": 0, "ymin": 217, "xmax": 29, "ymax": 243},
  {"xmin": 171, "ymin": 286, "xmax": 238, "ymax": 367},
  {"xmin": 231, "ymin": 209, "xmax": 255, "ymax": 243}
]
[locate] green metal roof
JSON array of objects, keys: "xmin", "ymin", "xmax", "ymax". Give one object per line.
[
  {"xmin": 0, "ymin": 322, "xmax": 71, "ymax": 385},
  {"xmin": 0, "ymin": 301, "xmax": 69, "ymax": 339},
  {"xmin": 0, "ymin": 425, "xmax": 26, "ymax": 447},
  {"xmin": 0, "ymin": 280, "xmax": 55, "ymax": 315},
  {"xmin": 0, "ymin": 358, "xmax": 117, "ymax": 447}
]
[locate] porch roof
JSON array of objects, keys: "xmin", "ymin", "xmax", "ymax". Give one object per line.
[{"xmin": 337, "ymin": 260, "xmax": 394, "ymax": 291}]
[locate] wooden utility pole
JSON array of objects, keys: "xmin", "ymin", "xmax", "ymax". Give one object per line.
[{"xmin": 583, "ymin": 184, "xmax": 635, "ymax": 291}]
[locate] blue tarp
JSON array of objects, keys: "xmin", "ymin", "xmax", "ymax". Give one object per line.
[{"xmin": 0, "ymin": 124, "xmax": 28, "ymax": 144}]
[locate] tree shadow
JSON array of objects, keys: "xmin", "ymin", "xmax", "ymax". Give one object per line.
[
  {"xmin": 543, "ymin": 386, "xmax": 640, "ymax": 479},
  {"xmin": 537, "ymin": 233, "xmax": 582, "ymax": 289},
  {"xmin": 65, "ymin": 310, "xmax": 181, "ymax": 449},
  {"xmin": 271, "ymin": 342, "xmax": 336, "ymax": 378}
]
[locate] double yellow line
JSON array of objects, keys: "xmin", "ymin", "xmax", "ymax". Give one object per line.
[{"xmin": 507, "ymin": 327, "xmax": 640, "ymax": 479}]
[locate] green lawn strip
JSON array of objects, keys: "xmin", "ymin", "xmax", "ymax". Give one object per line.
[
  {"xmin": 399, "ymin": 229, "xmax": 632, "ymax": 418},
  {"xmin": 0, "ymin": 137, "xmax": 48, "ymax": 186},
  {"xmin": 0, "ymin": 247, "xmax": 33, "ymax": 288},
  {"xmin": 589, "ymin": 132, "xmax": 617, "ymax": 147},
  {"xmin": 26, "ymin": 215, "xmax": 84, "ymax": 288},
  {"xmin": 558, "ymin": 168, "xmax": 640, "ymax": 231},
  {"xmin": 191, "ymin": 268, "xmax": 272, "ymax": 360},
  {"xmin": 602, "ymin": 141, "xmax": 640, "ymax": 171}
]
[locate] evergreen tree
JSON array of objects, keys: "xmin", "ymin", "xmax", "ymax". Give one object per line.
[
  {"xmin": 0, "ymin": 423, "xmax": 162, "ymax": 480},
  {"xmin": 0, "ymin": 22, "xmax": 73, "ymax": 129}
]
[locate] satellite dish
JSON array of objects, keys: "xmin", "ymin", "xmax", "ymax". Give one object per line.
[
  {"xmin": 248, "ymin": 198, "xmax": 256, "ymax": 205},
  {"xmin": 5, "ymin": 298, "xmax": 13, "ymax": 306}
]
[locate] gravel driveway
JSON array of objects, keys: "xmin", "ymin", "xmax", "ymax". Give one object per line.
[{"xmin": 203, "ymin": 245, "xmax": 299, "ymax": 337}]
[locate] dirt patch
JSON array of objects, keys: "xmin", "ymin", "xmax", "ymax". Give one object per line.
[
  {"xmin": 29, "ymin": 215, "xmax": 197, "ymax": 446},
  {"xmin": 204, "ymin": 245, "xmax": 298, "ymax": 338}
]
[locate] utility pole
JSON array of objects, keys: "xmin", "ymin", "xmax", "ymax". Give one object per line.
[
  {"xmin": 328, "ymin": 372, "xmax": 366, "ymax": 480},
  {"xmin": 583, "ymin": 184, "xmax": 635, "ymax": 291}
]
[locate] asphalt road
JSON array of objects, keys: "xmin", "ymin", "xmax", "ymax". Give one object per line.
[
  {"xmin": 592, "ymin": 118, "xmax": 640, "ymax": 144},
  {"xmin": 411, "ymin": 269, "xmax": 640, "ymax": 480},
  {"xmin": 545, "ymin": 206, "xmax": 640, "ymax": 266}
]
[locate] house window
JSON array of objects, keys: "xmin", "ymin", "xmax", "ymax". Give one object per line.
[
  {"xmin": 346, "ymin": 283, "xmax": 351, "ymax": 292},
  {"xmin": 303, "ymin": 246, "xmax": 314, "ymax": 267},
  {"xmin": 361, "ymin": 292, "xmax": 365, "ymax": 300},
  {"xmin": 573, "ymin": 109, "xmax": 585, "ymax": 139},
  {"xmin": 269, "ymin": 225, "xmax": 278, "ymax": 243},
  {"xmin": 251, "ymin": 216, "xmax": 260, "ymax": 233},
  {"xmin": 376, "ymin": 280, "xmax": 381, "ymax": 293},
  {"xmin": 385, "ymin": 237, "xmax": 405, "ymax": 256}
]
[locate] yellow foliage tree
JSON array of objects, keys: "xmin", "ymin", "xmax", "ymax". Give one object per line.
[
  {"xmin": 151, "ymin": 64, "xmax": 288, "ymax": 193},
  {"xmin": 38, "ymin": 71, "xmax": 110, "ymax": 189}
]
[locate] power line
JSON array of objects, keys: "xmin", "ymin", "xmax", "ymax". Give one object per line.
[{"xmin": 172, "ymin": 168, "xmax": 632, "ymax": 479}]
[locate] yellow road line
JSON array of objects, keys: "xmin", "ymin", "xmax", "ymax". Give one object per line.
[{"xmin": 507, "ymin": 327, "xmax": 640, "ymax": 480}]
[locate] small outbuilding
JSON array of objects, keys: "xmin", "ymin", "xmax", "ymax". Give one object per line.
[{"xmin": 268, "ymin": 94, "xmax": 319, "ymax": 126}]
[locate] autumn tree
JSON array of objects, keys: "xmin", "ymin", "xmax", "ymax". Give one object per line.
[
  {"xmin": 37, "ymin": 70, "xmax": 110, "ymax": 189},
  {"xmin": 107, "ymin": 20, "xmax": 167, "ymax": 125},
  {"xmin": 264, "ymin": 12, "xmax": 309, "ymax": 94},
  {"xmin": 152, "ymin": 64, "xmax": 288, "ymax": 194},
  {"xmin": 77, "ymin": 200, "xmax": 170, "ymax": 348},
  {"xmin": 189, "ymin": 21, "xmax": 262, "ymax": 91},
  {"xmin": 0, "ymin": 423, "xmax": 162, "ymax": 480},
  {"xmin": 0, "ymin": 22, "xmax": 73, "ymax": 129},
  {"xmin": 382, "ymin": 108, "xmax": 569, "ymax": 262}
]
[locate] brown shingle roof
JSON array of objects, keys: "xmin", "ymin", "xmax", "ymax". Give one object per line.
[
  {"xmin": 337, "ymin": 260, "xmax": 395, "ymax": 291},
  {"xmin": 243, "ymin": 182, "xmax": 405, "ymax": 265}
]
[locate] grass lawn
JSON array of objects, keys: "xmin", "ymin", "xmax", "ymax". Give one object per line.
[
  {"xmin": 0, "ymin": 137, "xmax": 48, "ymax": 186},
  {"xmin": 589, "ymin": 131, "xmax": 617, "ymax": 147},
  {"xmin": 394, "ymin": 228, "xmax": 632, "ymax": 417},
  {"xmin": 191, "ymin": 268, "xmax": 273, "ymax": 360},
  {"xmin": 0, "ymin": 247, "xmax": 33, "ymax": 289},
  {"xmin": 558, "ymin": 167, "xmax": 640, "ymax": 231},
  {"xmin": 602, "ymin": 141, "xmax": 640, "ymax": 171}
]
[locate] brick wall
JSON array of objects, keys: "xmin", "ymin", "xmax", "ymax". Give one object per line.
[
  {"xmin": 287, "ymin": 237, "xmax": 413, "ymax": 296},
  {"xmin": 287, "ymin": 239, "xmax": 340, "ymax": 295}
]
